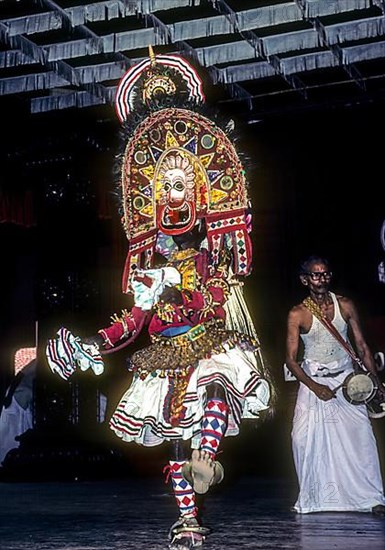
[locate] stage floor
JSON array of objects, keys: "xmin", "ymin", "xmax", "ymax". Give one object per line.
[{"xmin": 0, "ymin": 475, "xmax": 384, "ymax": 549}]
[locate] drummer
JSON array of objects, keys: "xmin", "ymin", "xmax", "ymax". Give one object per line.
[{"xmin": 285, "ymin": 255, "xmax": 385, "ymax": 516}]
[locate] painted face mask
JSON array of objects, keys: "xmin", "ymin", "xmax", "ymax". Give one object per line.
[{"xmin": 114, "ymin": 47, "xmax": 253, "ymax": 293}]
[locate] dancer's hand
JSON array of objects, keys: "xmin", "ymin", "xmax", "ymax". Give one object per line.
[
  {"xmin": 159, "ymin": 287, "xmax": 183, "ymax": 305},
  {"xmin": 82, "ymin": 334, "xmax": 104, "ymax": 347}
]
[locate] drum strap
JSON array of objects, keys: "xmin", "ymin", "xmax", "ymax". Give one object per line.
[{"xmin": 302, "ymin": 297, "xmax": 365, "ymax": 371}]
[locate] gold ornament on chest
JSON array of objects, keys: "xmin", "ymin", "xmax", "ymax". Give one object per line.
[{"xmin": 168, "ymin": 248, "xmax": 200, "ymax": 291}]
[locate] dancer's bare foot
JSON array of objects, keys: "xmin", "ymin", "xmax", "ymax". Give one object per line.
[
  {"xmin": 180, "ymin": 450, "xmax": 222, "ymax": 494},
  {"xmin": 181, "ymin": 451, "xmax": 224, "ymax": 494},
  {"xmin": 190, "ymin": 450, "xmax": 215, "ymax": 494},
  {"xmin": 191, "ymin": 450, "xmax": 214, "ymax": 492}
]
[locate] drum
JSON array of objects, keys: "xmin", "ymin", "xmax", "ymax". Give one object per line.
[{"xmin": 342, "ymin": 371, "xmax": 385, "ymax": 419}]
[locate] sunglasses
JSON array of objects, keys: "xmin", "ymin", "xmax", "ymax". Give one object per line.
[{"xmin": 307, "ymin": 271, "xmax": 332, "ymax": 281}]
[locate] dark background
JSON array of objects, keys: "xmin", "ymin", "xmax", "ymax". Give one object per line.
[{"xmin": 0, "ymin": 91, "xmax": 384, "ymax": 482}]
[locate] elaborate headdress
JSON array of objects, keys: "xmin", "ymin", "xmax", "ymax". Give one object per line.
[{"xmin": 114, "ymin": 47, "xmax": 253, "ymax": 293}]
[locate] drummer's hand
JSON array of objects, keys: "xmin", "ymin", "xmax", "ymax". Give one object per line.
[{"xmin": 310, "ymin": 382, "xmax": 336, "ymax": 401}]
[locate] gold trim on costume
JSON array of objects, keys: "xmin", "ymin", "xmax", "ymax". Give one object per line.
[{"xmin": 130, "ymin": 319, "xmax": 258, "ymax": 379}]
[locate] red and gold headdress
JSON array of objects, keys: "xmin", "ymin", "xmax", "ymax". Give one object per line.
[{"xmin": 114, "ymin": 47, "xmax": 253, "ymax": 293}]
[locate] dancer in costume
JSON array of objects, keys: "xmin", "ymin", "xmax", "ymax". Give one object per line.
[
  {"xmin": 46, "ymin": 48, "xmax": 275, "ymax": 549},
  {"xmin": 286, "ymin": 255, "xmax": 385, "ymax": 516}
]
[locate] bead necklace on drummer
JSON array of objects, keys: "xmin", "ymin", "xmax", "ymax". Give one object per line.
[{"xmin": 285, "ymin": 255, "xmax": 385, "ymax": 517}]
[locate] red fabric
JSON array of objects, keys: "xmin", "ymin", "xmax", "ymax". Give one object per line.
[
  {"xmin": 0, "ymin": 190, "xmax": 36, "ymax": 227},
  {"xmin": 97, "ymin": 250, "xmax": 228, "ymax": 348},
  {"xmin": 98, "ymin": 306, "xmax": 146, "ymax": 348}
]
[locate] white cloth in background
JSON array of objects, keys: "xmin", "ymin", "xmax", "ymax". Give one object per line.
[
  {"xmin": 0, "ymin": 398, "xmax": 33, "ymax": 465},
  {"xmin": 0, "ymin": 362, "xmax": 35, "ymax": 466}
]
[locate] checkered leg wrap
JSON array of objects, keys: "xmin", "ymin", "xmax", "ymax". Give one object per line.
[
  {"xmin": 168, "ymin": 460, "xmax": 197, "ymax": 518},
  {"xmin": 200, "ymin": 397, "xmax": 229, "ymax": 459}
]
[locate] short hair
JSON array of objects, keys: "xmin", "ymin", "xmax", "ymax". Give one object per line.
[{"xmin": 299, "ymin": 255, "xmax": 331, "ymax": 275}]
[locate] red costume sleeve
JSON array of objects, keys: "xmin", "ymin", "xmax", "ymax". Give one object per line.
[{"xmin": 98, "ymin": 306, "xmax": 147, "ymax": 349}]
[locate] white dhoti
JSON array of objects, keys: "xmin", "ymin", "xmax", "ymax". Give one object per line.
[
  {"xmin": 109, "ymin": 344, "xmax": 270, "ymax": 448},
  {"xmin": 292, "ymin": 358, "xmax": 385, "ymax": 513},
  {"xmin": 0, "ymin": 398, "xmax": 33, "ymax": 465}
]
